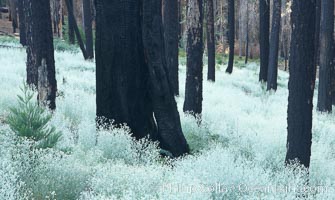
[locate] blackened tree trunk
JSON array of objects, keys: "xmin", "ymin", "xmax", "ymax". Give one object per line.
[
  {"xmin": 206, "ymin": 0, "xmax": 215, "ymax": 81},
  {"xmin": 244, "ymin": 2, "xmax": 249, "ymax": 65},
  {"xmin": 65, "ymin": 0, "xmax": 88, "ymax": 59},
  {"xmin": 51, "ymin": 0, "xmax": 63, "ymax": 38},
  {"xmin": 95, "ymin": 0, "xmax": 189, "ymax": 157},
  {"xmin": 17, "ymin": 0, "xmax": 26, "ymax": 46},
  {"xmin": 25, "ymin": 0, "xmax": 57, "ymax": 110},
  {"xmin": 83, "ymin": 0, "xmax": 94, "ymax": 59},
  {"xmin": 285, "ymin": 0, "xmax": 317, "ymax": 168},
  {"xmin": 267, "ymin": 0, "xmax": 281, "ymax": 91},
  {"xmin": 162, "ymin": 0, "xmax": 179, "ymax": 95},
  {"xmin": 184, "ymin": 0, "xmax": 203, "ymax": 115},
  {"xmin": 317, "ymin": 0, "xmax": 333, "ymax": 112},
  {"xmin": 315, "ymin": 0, "xmax": 321, "ymax": 70},
  {"xmin": 9, "ymin": 0, "xmax": 17, "ymax": 33},
  {"xmin": 68, "ymin": 0, "xmax": 75, "ymax": 44},
  {"xmin": 259, "ymin": 0, "xmax": 270, "ymax": 82},
  {"xmin": 225, "ymin": 0, "xmax": 234, "ymax": 74}
]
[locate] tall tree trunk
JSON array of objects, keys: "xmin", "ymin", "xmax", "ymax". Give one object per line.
[
  {"xmin": 83, "ymin": 0, "xmax": 94, "ymax": 59},
  {"xmin": 315, "ymin": 0, "xmax": 321, "ymax": 71},
  {"xmin": 206, "ymin": 0, "xmax": 215, "ymax": 81},
  {"xmin": 95, "ymin": 0, "xmax": 189, "ymax": 157},
  {"xmin": 317, "ymin": 0, "xmax": 333, "ymax": 112},
  {"xmin": 65, "ymin": 0, "xmax": 88, "ymax": 59},
  {"xmin": 51, "ymin": 0, "xmax": 63, "ymax": 38},
  {"xmin": 68, "ymin": 0, "xmax": 75, "ymax": 44},
  {"xmin": 285, "ymin": 0, "xmax": 317, "ymax": 168},
  {"xmin": 267, "ymin": 0, "xmax": 281, "ymax": 91},
  {"xmin": 259, "ymin": 0, "xmax": 270, "ymax": 82},
  {"xmin": 9, "ymin": 0, "xmax": 17, "ymax": 33},
  {"xmin": 17, "ymin": 0, "xmax": 26, "ymax": 46},
  {"xmin": 25, "ymin": 0, "xmax": 57, "ymax": 110},
  {"xmin": 184, "ymin": 0, "xmax": 203, "ymax": 115},
  {"xmin": 244, "ymin": 2, "xmax": 249, "ymax": 64},
  {"xmin": 225, "ymin": 0, "xmax": 234, "ymax": 74},
  {"xmin": 162, "ymin": 0, "xmax": 179, "ymax": 95}
]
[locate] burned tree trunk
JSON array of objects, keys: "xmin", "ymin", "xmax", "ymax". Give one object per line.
[
  {"xmin": 225, "ymin": 0, "xmax": 234, "ymax": 74},
  {"xmin": 244, "ymin": 2, "xmax": 249, "ymax": 64},
  {"xmin": 206, "ymin": 0, "xmax": 215, "ymax": 81},
  {"xmin": 83, "ymin": 0, "xmax": 94, "ymax": 59},
  {"xmin": 67, "ymin": 0, "xmax": 75, "ymax": 44},
  {"xmin": 9, "ymin": 0, "xmax": 17, "ymax": 33},
  {"xmin": 51, "ymin": 0, "xmax": 63, "ymax": 38},
  {"xmin": 65, "ymin": 0, "xmax": 88, "ymax": 59},
  {"xmin": 95, "ymin": 0, "xmax": 189, "ymax": 157},
  {"xmin": 17, "ymin": 0, "xmax": 26, "ymax": 46},
  {"xmin": 25, "ymin": 0, "xmax": 57, "ymax": 110},
  {"xmin": 317, "ymin": 0, "xmax": 333, "ymax": 112},
  {"xmin": 285, "ymin": 0, "xmax": 317, "ymax": 168},
  {"xmin": 184, "ymin": 0, "xmax": 203, "ymax": 115},
  {"xmin": 267, "ymin": 0, "xmax": 282, "ymax": 91},
  {"xmin": 143, "ymin": 0, "xmax": 189, "ymax": 156},
  {"xmin": 259, "ymin": 0, "xmax": 270, "ymax": 82},
  {"xmin": 162, "ymin": 0, "xmax": 179, "ymax": 95}
]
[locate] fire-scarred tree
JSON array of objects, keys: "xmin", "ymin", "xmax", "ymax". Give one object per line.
[
  {"xmin": 95, "ymin": 0, "xmax": 189, "ymax": 157},
  {"xmin": 162, "ymin": 0, "xmax": 179, "ymax": 95},
  {"xmin": 317, "ymin": 0, "xmax": 333, "ymax": 113},
  {"xmin": 259, "ymin": 0, "xmax": 270, "ymax": 82},
  {"xmin": 285, "ymin": 0, "xmax": 317, "ymax": 168},
  {"xmin": 225, "ymin": 0, "xmax": 234, "ymax": 74},
  {"xmin": 184, "ymin": 0, "xmax": 203, "ymax": 115},
  {"xmin": 267, "ymin": 0, "xmax": 281, "ymax": 91},
  {"xmin": 206, "ymin": 0, "xmax": 215, "ymax": 81},
  {"xmin": 25, "ymin": 0, "xmax": 57, "ymax": 110}
]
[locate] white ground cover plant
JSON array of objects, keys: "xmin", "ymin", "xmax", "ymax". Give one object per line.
[{"xmin": 0, "ymin": 39, "xmax": 335, "ymax": 199}]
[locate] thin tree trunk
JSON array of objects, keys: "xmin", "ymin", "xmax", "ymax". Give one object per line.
[
  {"xmin": 163, "ymin": 0, "xmax": 179, "ymax": 95},
  {"xmin": 9, "ymin": 0, "xmax": 17, "ymax": 33},
  {"xmin": 83, "ymin": 0, "xmax": 94, "ymax": 59},
  {"xmin": 184, "ymin": 0, "xmax": 203, "ymax": 115},
  {"xmin": 68, "ymin": 0, "xmax": 75, "ymax": 44},
  {"xmin": 65, "ymin": 0, "xmax": 88, "ymax": 59},
  {"xmin": 259, "ymin": 0, "xmax": 270, "ymax": 82},
  {"xmin": 25, "ymin": 0, "xmax": 57, "ymax": 110},
  {"xmin": 244, "ymin": 2, "xmax": 249, "ymax": 64},
  {"xmin": 17, "ymin": 0, "xmax": 26, "ymax": 45},
  {"xmin": 207, "ymin": 0, "xmax": 215, "ymax": 81},
  {"xmin": 267, "ymin": 0, "xmax": 281, "ymax": 91},
  {"xmin": 225, "ymin": 0, "xmax": 234, "ymax": 74},
  {"xmin": 285, "ymin": 0, "xmax": 317, "ymax": 168},
  {"xmin": 317, "ymin": 0, "xmax": 333, "ymax": 112}
]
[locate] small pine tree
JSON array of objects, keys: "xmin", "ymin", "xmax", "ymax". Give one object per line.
[{"xmin": 6, "ymin": 84, "xmax": 61, "ymax": 149}]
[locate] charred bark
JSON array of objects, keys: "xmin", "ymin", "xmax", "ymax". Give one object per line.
[
  {"xmin": 317, "ymin": 0, "xmax": 333, "ymax": 112},
  {"xmin": 259, "ymin": 0, "xmax": 270, "ymax": 82},
  {"xmin": 65, "ymin": 0, "xmax": 88, "ymax": 59},
  {"xmin": 17, "ymin": 0, "xmax": 25, "ymax": 45},
  {"xmin": 95, "ymin": 0, "xmax": 189, "ymax": 157},
  {"xmin": 206, "ymin": 0, "xmax": 215, "ymax": 81},
  {"xmin": 184, "ymin": 0, "xmax": 203, "ymax": 115},
  {"xmin": 143, "ymin": 0, "xmax": 189, "ymax": 156},
  {"xmin": 68, "ymin": 0, "xmax": 75, "ymax": 44},
  {"xmin": 162, "ymin": 0, "xmax": 179, "ymax": 95},
  {"xmin": 267, "ymin": 0, "xmax": 281, "ymax": 91},
  {"xmin": 225, "ymin": 0, "xmax": 234, "ymax": 74},
  {"xmin": 25, "ymin": 0, "xmax": 57, "ymax": 110},
  {"xmin": 285, "ymin": 0, "xmax": 317, "ymax": 168},
  {"xmin": 83, "ymin": 0, "xmax": 94, "ymax": 59}
]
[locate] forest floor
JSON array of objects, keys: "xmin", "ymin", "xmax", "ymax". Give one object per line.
[{"xmin": 0, "ymin": 37, "xmax": 335, "ymax": 199}]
